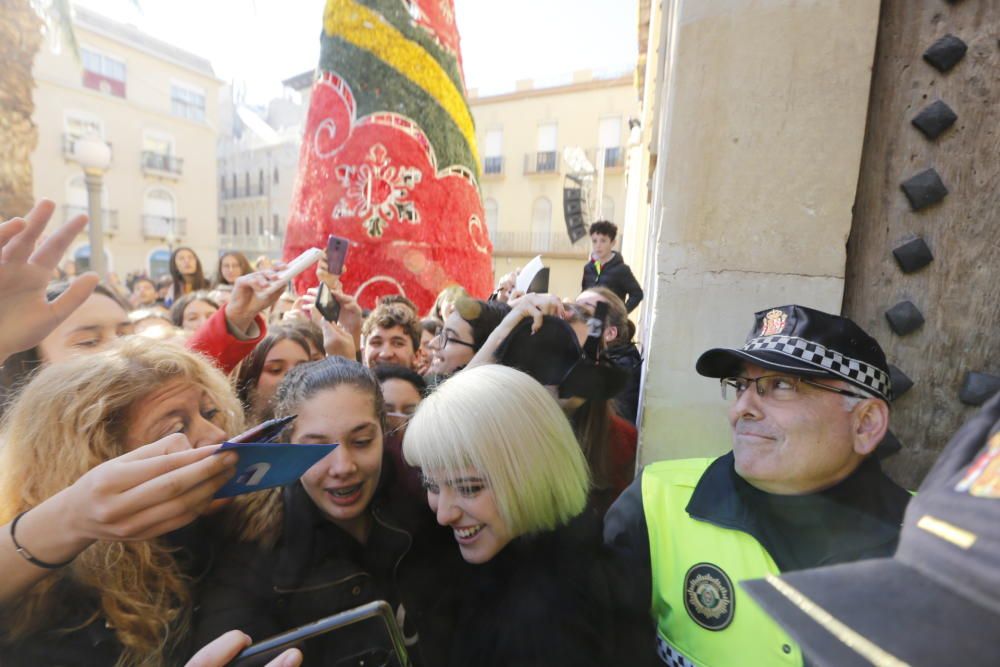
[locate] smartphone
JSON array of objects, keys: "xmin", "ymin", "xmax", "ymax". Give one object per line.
[
  {"xmin": 326, "ymin": 235, "xmax": 350, "ymax": 275},
  {"xmin": 315, "ymin": 282, "xmax": 341, "ymax": 323},
  {"xmin": 229, "ymin": 600, "xmax": 410, "ymax": 667},
  {"xmin": 228, "ymin": 415, "xmax": 297, "ymax": 445},
  {"xmin": 277, "ymin": 248, "xmax": 324, "ymax": 283}
]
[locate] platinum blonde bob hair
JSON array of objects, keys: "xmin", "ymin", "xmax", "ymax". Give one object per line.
[{"xmin": 403, "ymin": 364, "xmax": 589, "ymax": 536}]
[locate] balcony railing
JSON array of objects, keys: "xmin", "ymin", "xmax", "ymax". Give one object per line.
[
  {"xmin": 141, "ymin": 151, "xmax": 184, "ymax": 177},
  {"xmin": 221, "ymin": 184, "xmax": 267, "ymax": 200},
  {"xmin": 218, "ymin": 233, "xmax": 285, "ymax": 253},
  {"xmin": 63, "ymin": 205, "xmax": 119, "ymax": 234},
  {"xmin": 491, "ymin": 230, "xmax": 588, "ymax": 256},
  {"xmin": 584, "ymin": 146, "xmax": 625, "ymax": 170},
  {"xmin": 523, "ymin": 151, "xmax": 559, "ymax": 175},
  {"xmin": 142, "ymin": 215, "xmax": 187, "ymax": 239},
  {"xmin": 483, "ymin": 156, "xmax": 504, "ymax": 176}
]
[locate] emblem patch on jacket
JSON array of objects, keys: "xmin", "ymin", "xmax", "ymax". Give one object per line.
[{"xmin": 684, "ymin": 563, "xmax": 734, "ymax": 630}]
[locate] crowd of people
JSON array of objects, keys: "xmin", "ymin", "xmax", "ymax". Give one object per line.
[{"xmin": 0, "ymin": 200, "xmax": 996, "ymax": 667}]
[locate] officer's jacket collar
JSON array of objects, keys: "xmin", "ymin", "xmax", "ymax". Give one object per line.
[{"xmin": 685, "ymin": 452, "xmax": 911, "ymax": 571}]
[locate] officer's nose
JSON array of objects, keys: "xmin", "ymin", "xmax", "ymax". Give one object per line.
[{"xmin": 729, "ymin": 384, "xmax": 765, "ymax": 424}]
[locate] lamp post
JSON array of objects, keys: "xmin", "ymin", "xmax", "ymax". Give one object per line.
[{"xmin": 69, "ymin": 134, "xmax": 112, "ymax": 279}]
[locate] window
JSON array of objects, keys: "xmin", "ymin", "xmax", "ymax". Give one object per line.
[
  {"xmin": 245, "ymin": 218, "xmax": 251, "ymax": 236},
  {"xmin": 258, "ymin": 216, "xmax": 265, "ymax": 236},
  {"xmin": 273, "ymin": 214, "xmax": 280, "ymax": 235},
  {"xmin": 141, "ymin": 131, "xmax": 181, "ymax": 174},
  {"xmin": 258, "ymin": 169, "xmax": 265, "ymax": 195},
  {"xmin": 148, "ymin": 249, "xmax": 171, "ymax": 279},
  {"xmin": 484, "ymin": 198, "xmax": 499, "ymax": 242},
  {"xmin": 483, "ymin": 129, "xmax": 503, "ymax": 174},
  {"xmin": 244, "ymin": 173, "xmax": 250, "ymax": 197},
  {"xmin": 231, "ymin": 174, "xmax": 237, "ymax": 196},
  {"xmin": 73, "ymin": 245, "xmax": 113, "ymax": 273},
  {"xmin": 220, "ymin": 175, "xmax": 227, "ymax": 196},
  {"xmin": 274, "ymin": 167, "xmax": 280, "ymax": 184},
  {"xmin": 81, "ymin": 47, "xmax": 126, "ymax": 97},
  {"xmin": 533, "ymin": 123, "xmax": 558, "ymax": 173},
  {"xmin": 143, "ymin": 188, "xmax": 177, "ymax": 238},
  {"xmin": 219, "ymin": 217, "xmax": 226, "ymax": 234},
  {"xmin": 64, "ymin": 112, "xmax": 104, "ymax": 141},
  {"xmin": 598, "ymin": 117, "xmax": 623, "ymax": 168},
  {"xmin": 531, "ymin": 197, "xmax": 552, "ymax": 251},
  {"xmin": 171, "ymin": 84, "xmax": 206, "ymax": 122}
]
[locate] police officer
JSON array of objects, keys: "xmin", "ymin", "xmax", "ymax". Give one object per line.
[{"xmin": 604, "ymin": 305, "xmax": 911, "ymax": 666}]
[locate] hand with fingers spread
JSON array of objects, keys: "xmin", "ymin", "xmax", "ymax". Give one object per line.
[
  {"xmin": 185, "ymin": 629, "xmax": 302, "ymax": 667},
  {"xmin": 0, "ymin": 199, "xmax": 99, "ymax": 363},
  {"xmin": 226, "ymin": 270, "xmax": 288, "ymax": 336},
  {"xmin": 464, "ymin": 293, "xmax": 566, "ymax": 371}
]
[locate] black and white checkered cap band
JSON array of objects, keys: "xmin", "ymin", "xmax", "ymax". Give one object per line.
[
  {"xmin": 656, "ymin": 634, "xmax": 696, "ymax": 667},
  {"xmin": 743, "ymin": 335, "xmax": 891, "ymax": 400}
]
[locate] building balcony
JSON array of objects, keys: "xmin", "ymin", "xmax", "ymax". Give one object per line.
[
  {"xmin": 523, "ymin": 151, "xmax": 560, "ymax": 175},
  {"xmin": 586, "ymin": 146, "xmax": 625, "ymax": 170},
  {"xmin": 219, "ymin": 232, "xmax": 284, "ymax": 253},
  {"xmin": 483, "ymin": 156, "xmax": 504, "ymax": 177},
  {"xmin": 63, "ymin": 205, "xmax": 119, "ymax": 234},
  {"xmin": 141, "ymin": 151, "xmax": 184, "ymax": 178},
  {"xmin": 221, "ymin": 185, "xmax": 267, "ymax": 200},
  {"xmin": 491, "ymin": 230, "xmax": 588, "ymax": 257},
  {"xmin": 142, "ymin": 215, "xmax": 187, "ymax": 239}
]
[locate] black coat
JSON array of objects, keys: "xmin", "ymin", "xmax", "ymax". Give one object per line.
[
  {"xmin": 607, "ymin": 343, "xmax": 642, "ymax": 424},
  {"xmin": 192, "ymin": 482, "xmax": 466, "ymax": 667},
  {"xmin": 447, "ymin": 510, "xmax": 648, "ymax": 667},
  {"xmin": 581, "ymin": 253, "xmax": 643, "ymax": 313}
]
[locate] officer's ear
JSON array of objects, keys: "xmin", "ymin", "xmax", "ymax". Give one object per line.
[
  {"xmin": 604, "ymin": 325, "xmax": 618, "ymax": 343},
  {"xmin": 852, "ymin": 398, "xmax": 890, "ymax": 456}
]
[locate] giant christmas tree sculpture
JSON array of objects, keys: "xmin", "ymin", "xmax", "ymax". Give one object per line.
[{"xmin": 283, "ymin": 0, "xmax": 493, "ymax": 311}]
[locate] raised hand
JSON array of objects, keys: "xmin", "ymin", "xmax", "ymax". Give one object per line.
[
  {"xmin": 225, "ymin": 269, "xmax": 288, "ymax": 335},
  {"xmin": 185, "ymin": 630, "xmax": 302, "ymax": 667},
  {"xmin": 0, "ymin": 199, "xmax": 99, "ymax": 362}
]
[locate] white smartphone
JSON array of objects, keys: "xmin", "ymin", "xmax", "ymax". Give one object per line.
[{"xmin": 277, "ymin": 248, "xmax": 324, "ymax": 283}]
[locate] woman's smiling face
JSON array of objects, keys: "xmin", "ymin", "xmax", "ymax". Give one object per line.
[{"xmin": 423, "ymin": 467, "xmax": 513, "ymax": 564}]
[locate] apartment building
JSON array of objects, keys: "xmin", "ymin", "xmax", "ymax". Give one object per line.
[
  {"xmin": 469, "ymin": 71, "xmax": 639, "ymax": 298},
  {"xmin": 217, "ymin": 86, "xmax": 305, "ymax": 261},
  {"xmin": 31, "ymin": 6, "xmax": 222, "ymax": 278}
]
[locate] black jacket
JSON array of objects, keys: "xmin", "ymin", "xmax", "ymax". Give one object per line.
[
  {"xmin": 606, "ymin": 343, "xmax": 642, "ymax": 424},
  {"xmin": 448, "ymin": 509, "xmax": 649, "ymax": 667},
  {"xmin": 192, "ymin": 482, "xmax": 466, "ymax": 667},
  {"xmin": 581, "ymin": 253, "xmax": 643, "ymax": 313}
]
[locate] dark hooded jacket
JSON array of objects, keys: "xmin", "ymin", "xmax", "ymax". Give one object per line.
[{"xmin": 581, "ymin": 253, "xmax": 643, "ymax": 313}]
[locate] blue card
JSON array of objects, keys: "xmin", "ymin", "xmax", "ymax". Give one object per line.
[{"xmin": 214, "ymin": 442, "xmax": 338, "ymax": 498}]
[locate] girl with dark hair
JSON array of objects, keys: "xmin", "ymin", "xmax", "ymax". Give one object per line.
[
  {"xmin": 231, "ymin": 325, "xmax": 316, "ymax": 422},
  {"xmin": 214, "ymin": 251, "xmax": 253, "ymax": 287},
  {"xmin": 169, "ymin": 247, "xmax": 210, "ymax": 304},
  {"xmin": 195, "ymin": 357, "xmax": 463, "ymax": 667},
  {"xmin": 425, "ymin": 297, "xmax": 509, "ymax": 378},
  {"xmin": 170, "ymin": 292, "xmax": 220, "ymax": 332}
]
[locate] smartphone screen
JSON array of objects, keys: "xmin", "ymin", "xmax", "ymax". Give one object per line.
[{"xmin": 326, "ymin": 235, "xmax": 350, "ymax": 275}]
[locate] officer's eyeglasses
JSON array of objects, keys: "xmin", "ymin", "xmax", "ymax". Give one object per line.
[{"xmin": 720, "ymin": 375, "xmax": 870, "ymax": 402}]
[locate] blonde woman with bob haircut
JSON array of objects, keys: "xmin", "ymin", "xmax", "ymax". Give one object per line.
[
  {"xmin": 403, "ymin": 365, "xmax": 630, "ymax": 667},
  {"xmin": 0, "ymin": 338, "xmax": 244, "ymax": 666}
]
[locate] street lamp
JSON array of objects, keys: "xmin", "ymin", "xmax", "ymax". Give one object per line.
[{"xmin": 69, "ymin": 134, "xmax": 112, "ymax": 278}]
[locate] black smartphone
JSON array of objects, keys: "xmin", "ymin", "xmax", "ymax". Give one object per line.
[
  {"xmin": 315, "ymin": 282, "xmax": 341, "ymax": 323},
  {"xmin": 228, "ymin": 415, "xmax": 297, "ymax": 445},
  {"xmin": 228, "ymin": 600, "xmax": 409, "ymax": 667},
  {"xmin": 326, "ymin": 234, "xmax": 350, "ymax": 275}
]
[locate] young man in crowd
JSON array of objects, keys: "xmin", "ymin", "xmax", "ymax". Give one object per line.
[
  {"xmin": 582, "ymin": 220, "xmax": 643, "ymax": 313},
  {"xmin": 360, "ymin": 302, "xmax": 422, "ymax": 370},
  {"xmin": 605, "ymin": 305, "xmax": 910, "ymax": 666}
]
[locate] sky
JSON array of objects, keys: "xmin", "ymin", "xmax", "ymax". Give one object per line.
[{"xmin": 74, "ymin": 0, "xmax": 638, "ymax": 104}]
